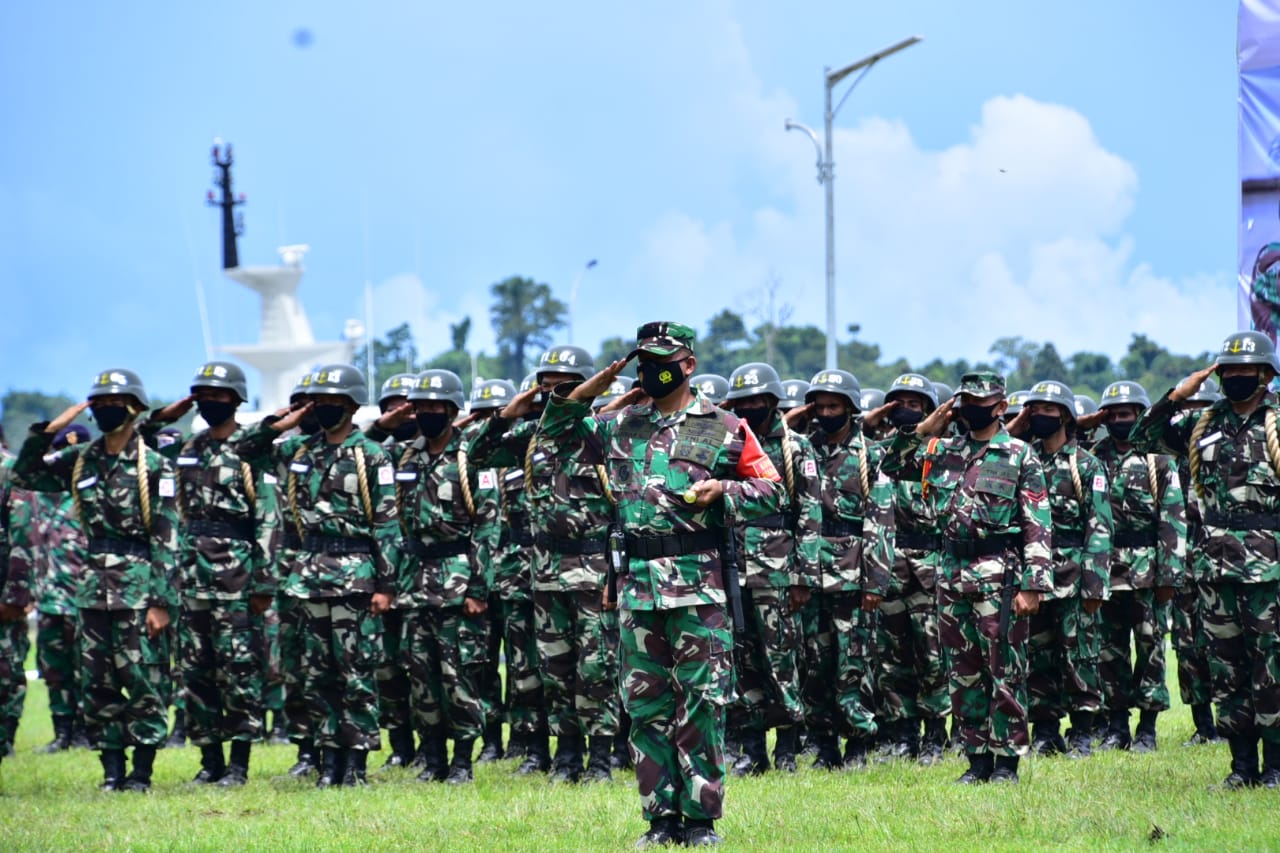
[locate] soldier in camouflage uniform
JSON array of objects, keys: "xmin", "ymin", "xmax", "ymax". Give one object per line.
[
  {"xmin": 691, "ymin": 374, "xmax": 729, "ymax": 408},
  {"xmin": 13, "ymin": 369, "xmax": 181, "ymax": 792},
  {"xmin": 858, "ymin": 389, "xmax": 890, "ymax": 441},
  {"xmin": 0, "ymin": 449, "xmax": 33, "ymax": 773},
  {"xmin": 782, "ymin": 369, "xmax": 894, "ymax": 770},
  {"xmin": 1130, "ymin": 331, "xmax": 1280, "ymax": 786},
  {"xmin": 541, "ymin": 322, "xmax": 783, "ymax": 848},
  {"xmin": 881, "ymin": 371, "xmax": 1053, "ymax": 784},
  {"xmin": 144, "ymin": 361, "xmax": 280, "ymax": 786},
  {"xmin": 1003, "ymin": 391, "xmax": 1031, "ymax": 442},
  {"xmin": 720, "ymin": 363, "xmax": 821, "ymax": 775},
  {"xmin": 1013, "ymin": 380, "xmax": 1112, "ymax": 758},
  {"xmin": 235, "ymin": 363, "xmax": 399, "ymax": 787},
  {"xmin": 1090, "ymin": 381, "xmax": 1185, "ymax": 752}
]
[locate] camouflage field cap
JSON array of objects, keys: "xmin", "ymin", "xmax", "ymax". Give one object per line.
[
  {"xmin": 956, "ymin": 371, "xmax": 1005, "ymax": 398},
  {"xmin": 628, "ymin": 321, "xmax": 696, "ymax": 359}
]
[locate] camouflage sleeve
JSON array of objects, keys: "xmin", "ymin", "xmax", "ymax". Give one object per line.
[
  {"xmin": 879, "ymin": 427, "xmax": 926, "ymax": 478},
  {"xmin": 367, "ymin": 445, "xmax": 402, "ymax": 596},
  {"xmin": 1080, "ymin": 453, "xmax": 1113, "ymax": 601},
  {"xmin": 1018, "ymin": 448, "xmax": 1053, "ymax": 592},
  {"xmin": 860, "ymin": 466, "xmax": 896, "ymax": 596},
  {"xmin": 11, "ymin": 429, "xmax": 74, "ymax": 493},
  {"xmin": 466, "ymin": 416, "xmax": 531, "ymax": 468},
  {"xmin": 147, "ymin": 452, "xmax": 182, "ymax": 608},
  {"xmin": 364, "ymin": 421, "xmax": 393, "ymax": 444},
  {"xmin": 467, "ymin": 473, "xmax": 499, "ymax": 600},
  {"xmin": 2, "ymin": 488, "xmax": 34, "ymax": 608},
  {"xmin": 233, "ymin": 420, "xmax": 300, "ymax": 470},
  {"xmin": 250, "ymin": 469, "xmax": 281, "ymax": 596},
  {"xmin": 791, "ymin": 436, "xmax": 823, "ymax": 587},
  {"xmin": 540, "ymin": 394, "xmax": 599, "ymax": 442},
  {"xmin": 1156, "ymin": 456, "xmax": 1188, "ymax": 588},
  {"xmin": 1130, "ymin": 390, "xmax": 1191, "ymax": 458},
  {"xmin": 719, "ymin": 422, "xmax": 783, "ymax": 524}
]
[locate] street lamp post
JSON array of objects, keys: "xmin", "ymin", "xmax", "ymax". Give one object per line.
[{"xmin": 786, "ymin": 35, "xmax": 921, "ymax": 370}]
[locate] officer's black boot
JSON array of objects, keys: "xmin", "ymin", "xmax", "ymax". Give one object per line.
[
  {"xmin": 478, "ymin": 720, "xmax": 505, "ymax": 763},
  {"xmin": 193, "ymin": 742, "xmax": 226, "ymax": 784},
  {"xmin": 731, "ymin": 729, "xmax": 769, "ymax": 777},
  {"xmin": 416, "ymin": 736, "xmax": 449, "ymax": 782},
  {"xmin": 1225, "ymin": 734, "xmax": 1260, "ymax": 789},
  {"xmin": 98, "ymin": 748, "xmax": 127, "ymax": 792},
  {"xmin": 1067, "ymin": 711, "xmax": 1095, "ymax": 758},
  {"xmin": 445, "ymin": 738, "xmax": 475, "ymax": 784},
  {"xmin": 267, "ymin": 711, "xmax": 290, "ymax": 746},
  {"xmin": 990, "ymin": 754, "xmax": 1020, "ymax": 784},
  {"xmin": 811, "ymin": 732, "xmax": 843, "ymax": 770},
  {"xmin": 316, "ymin": 746, "xmax": 345, "ymax": 788},
  {"xmin": 1185, "ymin": 704, "xmax": 1220, "ymax": 745},
  {"xmin": 1132, "ymin": 710, "xmax": 1159, "ymax": 753},
  {"xmin": 636, "ymin": 816, "xmax": 684, "ymax": 848},
  {"xmin": 550, "ymin": 732, "xmax": 584, "ymax": 783},
  {"xmin": 773, "ymin": 726, "xmax": 798, "ymax": 773},
  {"xmin": 342, "ymin": 748, "xmax": 368, "ymax": 787},
  {"xmin": 165, "ymin": 710, "xmax": 187, "ymax": 749},
  {"xmin": 288, "ymin": 739, "xmax": 318, "ymax": 777},
  {"xmin": 43, "ymin": 714, "xmax": 73, "ymax": 753},
  {"xmin": 683, "ymin": 818, "xmax": 722, "ymax": 847},
  {"xmin": 1260, "ymin": 738, "xmax": 1280, "ymax": 788},
  {"xmin": 379, "ymin": 726, "xmax": 415, "ymax": 770},
  {"xmin": 218, "ymin": 740, "xmax": 251, "ymax": 787},
  {"xmin": 843, "ymin": 735, "xmax": 869, "ymax": 768},
  {"xmin": 517, "ymin": 731, "xmax": 552, "ymax": 775},
  {"xmin": 120, "ymin": 745, "xmax": 157, "ymax": 792},
  {"xmin": 1098, "ymin": 707, "xmax": 1131, "ymax": 750},
  {"xmin": 955, "ymin": 751, "xmax": 994, "ymax": 784},
  {"xmin": 918, "ymin": 718, "xmax": 947, "ymax": 766},
  {"xmin": 583, "ymin": 735, "xmax": 614, "ymax": 782},
  {"xmin": 1032, "ymin": 719, "xmax": 1064, "ymax": 757}
]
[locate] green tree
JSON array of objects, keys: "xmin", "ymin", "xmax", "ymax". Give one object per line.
[
  {"xmin": 2, "ymin": 390, "xmax": 83, "ymax": 448},
  {"xmin": 988, "ymin": 337, "xmax": 1039, "ymax": 390},
  {"xmin": 353, "ymin": 322, "xmax": 419, "ymax": 389},
  {"xmin": 1029, "ymin": 342, "xmax": 1070, "ymax": 384},
  {"xmin": 1065, "ymin": 351, "xmax": 1114, "ymax": 397},
  {"xmin": 489, "ymin": 276, "xmax": 567, "ymax": 381},
  {"xmin": 695, "ymin": 310, "xmax": 749, "ymax": 377}
]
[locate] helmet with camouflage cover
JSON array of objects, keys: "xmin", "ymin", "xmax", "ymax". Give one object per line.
[
  {"xmin": 1024, "ymin": 379, "xmax": 1076, "ymax": 422},
  {"xmin": 536, "ymin": 345, "xmax": 595, "ymax": 381},
  {"xmin": 885, "ymin": 373, "xmax": 938, "ymax": 410},
  {"xmin": 691, "ymin": 374, "xmax": 729, "ymax": 405},
  {"xmin": 379, "ymin": 372, "xmax": 419, "ymax": 406},
  {"xmin": 88, "ymin": 368, "xmax": 149, "ymax": 409},
  {"xmin": 1216, "ymin": 330, "xmax": 1280, "ymax": 373},
  {"xmin": 306, "ymin": 364, "xmax": 368, "ymax": 405},
  {"xmin": 932, "ymin": 381, "xmax": 954, "ymax": 403},
  {"xmin": 777, "ymin": 378, "xmax": 810, "ymax": 412},
  {"xmin": 1099, "ymin": 380, "xmax": 1151, "ymax": 411},
  {"xmin": 1073, "ymin": 394, "xmax": 1098, "ymax": 418},
  {"xmin": 724, "ymin": 363, "xmax": 783, "ymax": 403},
  {"xmin": 860, "ymin": 388, "xmax": 885, "ymax": 411},
  {"xmin": 191, "ymin": 360, "xmax": 248, "ymax": 403},
  {"xmin": 805, "ymin": 369, "xmax": 862, "ymax": 411},
  {"xmin": 592, "ymin": 376, "xmax": 631, "ymax": 410},
  {"xmin": 1004, "ymin": 390, "xmax": 1030, "ymax": 418},
  {"xmin": 1186, "ymin": 376, "xmax": 1222, "ymax": 405},
  {"xmin": 409, "ymin": 369, "xmax": 466, "ymax": 410},
  {"xmin": 469, "ymin": 378, "xmax": 517, "ymax": 413}
]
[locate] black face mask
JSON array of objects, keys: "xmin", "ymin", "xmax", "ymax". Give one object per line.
[
  {"xmin": 1221, "ymin": 373, "xmax": 1261, "ymax": 403},
  {"xmin": 1106, "ymin": 422, "xmax": 1134, "ymax": 442},
  {"xmin": 196, "ymin": 400, "xmax": 236, "ymax": 428},
  {"xmin": 737, "ymin": 407, "xmax": 772, "ymax": 433},
  {"xmin": 415, "ymin": 411, "xmax": 451, "ymax": 439},
  {"xmin": 313, "ymin": 404, "xmax": 349, "ymax": 432},
  {"xmin": 888, "ymin": 408, "xmax": 924, "ymax": 429},
  {"xmin": 815, "ymin": 412, "xmax": 850, "ymax": 435},
  {"xmin": 90, "ymin": 404, "xmax": 131, "ymax": 435},
  {"xmin": 392, "ymin": 421, "xmax": 419, "ymax": 442},
  {"xmin": 1028, "ymin": 413, "xmax": 1063, "ymax": 439},
  {"xmin": 638, "ymin": 359, "xmax": 688, "ymax": 400},
  {"xmin": 956, "ymin": 403, "xmax": 999, "ymax": 432}
]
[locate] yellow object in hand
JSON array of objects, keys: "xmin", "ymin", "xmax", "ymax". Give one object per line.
[{"xmin": 683, "ymin": 488, "xmax": 698, "ymax": 504}]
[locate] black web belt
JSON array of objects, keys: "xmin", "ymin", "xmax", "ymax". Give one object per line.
[
  {"xmin": 821, "ymin": 518, "xmax": 864, "ymax": 538},
  {"xmin": 625, "ymin": 529, "xmax": 720, "ymax": 559},
  {"xmin": 533, "ymin": 533, "xmax": 607, "ymax": 556},
  {"xmin": 1112, "ymin": 529, "xmax": 1158, "ymax": 549},
  {"xmin": 945, "ymin": 534, "xmax": 1020, "ymax": 559},
  {"xmin": 403, "ymin": 539, "xmax": 470, "ymax": 559},
  {"xmin": 1052, "ymin": 529, "xmax": 1086, "ymax": 548},
  {"xmin": 1203, "ymin": 510, "xmax": 1280, "ymax": 532},
  {"xmin": 746, "ymin": 513, "xmax": 790, "ymax": 531},
  {"xmin": 86, "ymin": 538, "xmax": 149, "ymax": 559},
  {"xmin": 302, "ymin": 535, "xmax": 374, "ymax": 555},
  {"xmin": 185, "ymin": 518, "xmax": 255, "ymax": 541}
]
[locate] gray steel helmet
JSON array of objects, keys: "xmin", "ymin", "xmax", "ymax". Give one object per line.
[
  {"xmin": 691, "ymin": 374, "xmax": 729, "ymax": 405},
  {"xmin": 592, "ymin": 376, "xmax": 631, "ymax": 410},
  {"xmin": 932, "ymin": 381, "xmax": 955, "ymax": 403},
  {"xmin": 886, "ymin": 373, "xmax": 938, "ymax": 410},
  {"xmin": 290, "ymin": 370, "xmax": 316, "ymax": 402},
  {"xmin": 519, "ymin": 373, "xmax": 538, "ymax": 394},
  {"xmin": 1004, "ymin": 390, "xmax": 1030, "ymax": 418},
  {"xmin": 860, "ymin": 388, "xmax": 885, "ymax": 411},
  {"xmin": 1217, "ymin": 330, "xmax": 1280, "ymax": 373},
  {"xmin": 190, "ymin": 360, "xmax": 248, "ymax": 403},
  {"xmin": 88, "ymin": 368, "xmax": 149, "ymax": 409},
  {"xmin": 379, "ymin": 372, "xmax": 419, "ymax": 406},
  {"xmin": 805, "ymin": 369, "xmax": 862, "ymax": 412},
  {"xmin": 1099, "ymin": 380, "xmax": 1151, "ymax": 411},
  {"xmin": 409, "ymin": 369, "xmax": 466, "ymax": 409},
  {"xmin": 1024, "ymin": 380, "xmax": 1076, "ymax": 422},
  {"xmin": 1073, "ymin": 394, "xmax": 1099, "ymax": 418},
  {"xmin": 307, "ymin": 363, "xmax": 369, "ymax": 406},
  {"xmin": 469, "ymin": 379, "xmax": 518, "ymax": 413},
  {"xmin": 724, "ymin": 363, "xmax": 783, "ymax": 403},
  {"xmin": 536, "ymin": 345, "xmax": 594, "ymax": 381},
  {"xmin": 777, "ymin": 379, "xmax": 810, "ymax": 411},
  {"xmin": 1187, "ymin": 376, "xmax": 1222, "ymax": 405}
]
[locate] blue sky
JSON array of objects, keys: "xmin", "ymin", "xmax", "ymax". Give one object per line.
[{"xmin": 0, "ymin": 1, "xmax": 1239, "ymax": 401}]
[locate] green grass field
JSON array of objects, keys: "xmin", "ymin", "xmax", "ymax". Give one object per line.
[{"xmin": 5, "ymin": 679, "xmax": 1280, "ymax": 852}]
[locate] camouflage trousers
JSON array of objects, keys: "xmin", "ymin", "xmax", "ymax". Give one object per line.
[
  {"xmin": 37, "ymin": 611, "xmax": 80, "ymax": 719},
  {"xmin": 375, "ymin": 607, "xmax": 412, "ymax": 730},
  {"xmin": 1027, "ymin": 597, "xmax": 1102, "ymax": 721},
  {"xmin": 876, "ymin": 580, "xmax": 949, "ymax": 723},
  {"xmin": 78, "ymin": 608, "xmax": 171, "ymax": 749},
  {"xmin": 533, "ymin": 589, "xmax": 620, "ymax": 738},
  {"xmin": 799, "ymin": 591, "xmax": 878, "ymax": 738},
  {"xmin": 938, "ymin": 586, "xmax": 1030, "ymax": 757},
  {"xmin": 300, "ymin": 596, "xmax": 383, "ymax": 751},
  {"xmin": 621, "ymin": 604, "xmax": 733, "ymax": 823},
  {"xmin": 167, "ymin": 622, "xmax": 184, "ymax": 712},
  {"xmin": 1172, "ymin": 582, "xmax": 1212, "ymax": 707},
  {"xmin": 276, "ymin": 595, "xmax": 310, "ymax": 742},
  {"xmin": 402, "ymin": 605, "xmax": 489, "ymax": 741},
  {"xmin": 489, "ymin": 598, "xmax": 545, "ymax": 735},
  {"xmin": 727, "ymin": 587, "xmax": 803, "ymax": 733},
  {"xmin": 0, "ymin": 618, "xmax": 29, "ymax": 751},
  {"xmin": 1097, "ymin": 589, "xmax": 1170, "ymax": 713},
  {"xmin": 480, "ymin": 594, "xmax": 505, "ymax": 728},
  {"xmin": 262, "ymin": 606, "xmax": 283, "ymax": 714},
  {"xmin": 1201, "ymin": 580, "xmax": 1280, "ymax": 740},
  {"xmin": 178, "ymin": 598, "xmax": 266, "ymax": 745}
]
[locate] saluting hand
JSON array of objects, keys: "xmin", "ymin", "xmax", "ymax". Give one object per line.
[
  {"xmin": 154, "ymin": 394, "xmax": 195, "ymax": 423},
  {"xmin": 783, "ymin": 403, "xmax": 813, "ymax": 429},
  {"xmin": 599, "ymin": 387, "xmax": 649, "ymax": 413},
  {"xmin": 45, "ymin": 402, "xmax": 89, "ymax": 435},
  {"xmin": 1004, "ymin": 406, "xmax": 1031, "ymax": 437},
  {"xmin": 1075, "ymin": 409, "xmax": 1107, "ymax": 432},
  {"xmin": 375, "ymin": 401, "xmax": 414, "ymax": 432},
  {"xmin": 860, "ymin": 401, "xmax": 899, "ymax": 430},
  {"xmin": 914, "ymin": 398, "xmax": 955, "ymax": 437},
  {"xmin": 270, "ymin": 402, "xmax": 314, "ymax": 433},
  {"xmin": 568, "ymin": 359, "xmax": 632, "ymax": 402},
  {"xmin": 499, "ymin": 385, "xmax": 542, "ymax": 420},
  {"xmin": 1172, "ymin": 362, "xmax": 1220, "ymax": 404}
]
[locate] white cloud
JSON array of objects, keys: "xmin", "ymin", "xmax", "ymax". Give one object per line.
[{"xmin": 360, "ymin": 272, "xmax": 496, "ymax": 366}]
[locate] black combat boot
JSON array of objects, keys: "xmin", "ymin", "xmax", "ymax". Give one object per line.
[
  {"xmin": 342, "ymin": 749, "xmax": 368, "ymax": 787},
  {"xmin": 583, "ymin": 736, "xmax": 614, "ymax": 783},
  {"xmin": 517, "ymin": 732, "xmax": 552, "ymax": 775},
  {"xmin": 267, "ymin": 711, "xmax": 290, "ymax": 746},
  {"xmin": 1098, "ymin": 707, "xmax": 1131, "ymax": 751},
  {"xmin": 1066, "ymin": 711, "xmax": 1095, "ymax": 758},
  {"xmin": 4, "ymin": 715, "xmax": 17, "ymax": 755},
  {"xmin": 550, "ymin": 732, "xmax": 584, "ymax": 783},
  {"xmin": 98, "ymin": 748, "xmax": 127, "ymax": 792},
  {"xmin": 1185, "ymin": 704, "xmax": 1220, "ymax": 745},
  {"xmin": 811, "ymin": 732, "xmax": 843, "ymax": 770},
  {"xmin": 731, "ymin": 729, "xmax": 769, "ymax": 777},
  {"xmin": 193, "ymin": 743, "xmax": 226, "ymax": 784},
  {"xmin": 1032, "ymin": 719, "xmax": 1065, "ymax": 756},
  {"xmin": 315, "ymin": 746, "xmax": 345, "ymax": 788},
  {"xmin": 955, "ymin": 752, "xmax": 994, "ymax": 784},
  {"xmin": 445, "ymin": 739, "xmax": 475, "ymax": 784},
  {"xmin": 165, "ymin": 710, "xmax": 187, "ymax": 749},
  {"xmin": 505, "ymin": 730, "xmax": 529, "ymax": 761},
  {"xmin": 288, "ymin": 740, "xmax": 318, "ymax": 777},
  {"xmin": 882, "ymin": 718, "xmax": 919, "ymax": 761},
  {"xmin": 218, "ymin": 740, "xmax": 251, "ymax": 787},
  {"xmin": 990, "ymin": 754, "xmax": 1020, "ymax": 784},
  {"xmin": 611, "ymin": 730, "xmax": 633, "ymax": 770},
  {"xmin": 379, "ymin": 726, "xmax": 416, "ymax": 770},
  {"xmin": 478, "ymin": 721, "xmax": 505, "ymax": 763},
  {"xmin": 917, "ymin": 718, "xmax": 947, "ymax": 766},
  {"xmin": 43, "ymin": 715, "xmax": 73, "ymax": 753},
  {"xmin": 1260, "ymin": 739, "xmax": 1280, "ymax": 788},
  {"xmin": 843, "ymin": 735, "xmax": 869, "ymax": 768},
  {"xmin": 120, "ymin": 745, "xmax": 157, "ymax": 792},
  {"xmin": 71, "ymin": 718, "xmax": 92, "ymax": 749},
  {"xmin": 773, "ymin": 727, "xmax": 798, "ymax": 773},
  {"xmin": 416, "ymin": 736, "xmax": 449, "ymax": 782},
  {"xmin": 1132, "ymin": 710, "xmax": 1159, "ymax": 753},
  {"xmin": 683, "ymin": 818, "xmax": 722, "ymax": 847},
  {"xmin": 635, "ymin": 816, "xmax": 684, "ymax": 848},
  {"xmin": 1224, "ymin": 734, "xmax": 1260, "ymax": 789}
]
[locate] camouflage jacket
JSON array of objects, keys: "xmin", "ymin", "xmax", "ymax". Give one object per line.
[
  {"xmin": 881, "ymin": 426, "xmax": 1053, "ymax": 595},
  {"xmin": 1, "ymin": 454, "xmax": 35, "ymax": 610},
  {"xmin": 236, "ymin": 422, "xmax": 399, "ymax": 599},
  {"xmin": 809, "ymin": 424, "xmax": 895, "ymax": 596},
  {"xmin": 1131, "ymin": 391, "xmax": 1274, "ymax": 584},
  {"xmin": 1033, "ymin": 440, "xmax": 1113, "ymax": 600},
  {"xmin": 875, "ymin": 431, "xmax": 943, "ymax": 592},
  {"xmin": 540, "ymin": 389, "xmax": 783, "ymax": 610},
  {"xmin": 1091, "ymin": 436, "xmax": 1186, "ymax": 590},
  {"xmin": 1175, "ymin": 441, "xmax": 1212, "ymax": 584},
  {"xmin": 10, "ymin": 491, "xmax": 85, "ymax": 614},
  {"xmin": 735, "ymin": 412, "xmax": 822, "ymax": 590},
  {"xmin": 466, "ymin": 416, "xmax": 539, "ymax": 600},
  {"xmin": 13, "ymin": 429, "xmax": 180, "ymax": 611},
  {"xmin": 385, "ymin": 427, "xmax": 495, "ymax": 607}
]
